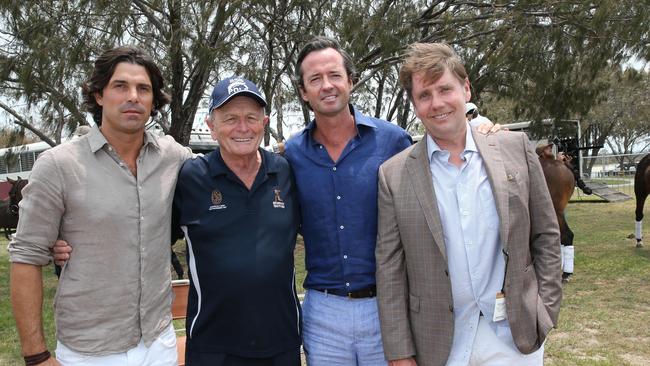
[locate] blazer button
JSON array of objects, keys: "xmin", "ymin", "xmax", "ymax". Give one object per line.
[{"xmin": 449, "ymin": 305, "xmax": 454, "ymax": 313}]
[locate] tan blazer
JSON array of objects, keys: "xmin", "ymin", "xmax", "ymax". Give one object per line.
[{"xmin": 376, "ymin": 129, "xmax": 562, "ymax": 366}]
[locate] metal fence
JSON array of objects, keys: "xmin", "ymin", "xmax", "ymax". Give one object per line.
[{"xmin": 580, "ymin": 152, "xmax": 647, "ymax": 197}]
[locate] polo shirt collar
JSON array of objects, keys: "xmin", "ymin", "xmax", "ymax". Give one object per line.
[{"xmin": 209, "ymin": 147, "xmax": 276, "ymax": 177}]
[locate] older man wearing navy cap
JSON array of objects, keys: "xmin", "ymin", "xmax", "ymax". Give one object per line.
[{"xmin": 171, "ymin": 76, "xmax": 302, "ymax": 366}]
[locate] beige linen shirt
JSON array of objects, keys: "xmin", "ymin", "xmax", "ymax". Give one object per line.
[{"xmin": 8, "ymin": 126, "xmax": 191, "ymax": 355}]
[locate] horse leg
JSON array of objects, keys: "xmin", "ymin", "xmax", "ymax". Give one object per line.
[
  {"xmin": 569, "ymin": 164, "xmax": 592, "ymax": 195},
  {"xmin": 559, "ymin": 213, "xmax": 575, "ymax": 282},
  {"xmin": 635, "ymin": 193, "xmax": 646, "ymax": 248}
]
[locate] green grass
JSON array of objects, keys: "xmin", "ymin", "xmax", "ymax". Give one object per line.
[
  {"xmin": 2, "ymin": 202, "xmax": 649, "ymax": 364},
  {"xmin": 589, "ymin": 178, "xmax": 631, "ymax": 186},
  {"xmin": 545, "ymin": 200, "xmax": 650, "ymax": 365}
]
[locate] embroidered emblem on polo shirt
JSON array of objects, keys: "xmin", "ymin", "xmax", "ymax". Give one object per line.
[
  {"xmin": 209, "ymin": 190, "xmax": 227, "ymax": 210},
  {"xmin": 272, "ymin": 187, "xmax": 285, "ymax": 209}
]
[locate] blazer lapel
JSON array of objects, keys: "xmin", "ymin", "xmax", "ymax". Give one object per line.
[
  {"xmin": 472, "ymin": 130, "xmax": 511, "ymax": 252},
  {"xmin": 406, "ymin": 139, "xmax": 447, "ymax": 260}
]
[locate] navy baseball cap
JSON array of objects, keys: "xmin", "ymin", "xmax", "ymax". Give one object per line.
[{"xmin": 208, "ymin": 76, "xmax": 267, "ymax": 112}]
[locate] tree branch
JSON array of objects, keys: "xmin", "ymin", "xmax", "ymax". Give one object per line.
[{"xmin": 0, "ymin": 101, "xmax": 57, "ymax": 147}]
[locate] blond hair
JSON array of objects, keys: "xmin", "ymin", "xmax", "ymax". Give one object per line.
[{"xmin": 399, "ymin": 43, "xmax": 468, "ymax": 100}]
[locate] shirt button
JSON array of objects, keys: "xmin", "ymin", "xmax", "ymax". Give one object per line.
[
  {"xmin": 332, "ymin": 167, "xmax": 337, "ymax": 171},
  {"xmin": 319, "ymin": 145, "xmax": 323, "ymax": 149},
  {"xmin": 140, "ymin": 216, "xmax": 144, "ymax": 220},
  {"xmin": 343, "ymin": 255, "xmax": 348, "ymax": 259},
  {"xmin": 336, "ymin": 195, "xmax": 341, "ymax": 200},
  {"xmin": 340, "ymin": 225, "xmax": 344, "ymax": 230}
]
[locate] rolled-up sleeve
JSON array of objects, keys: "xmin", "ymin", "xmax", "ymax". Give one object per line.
[{"xmin": 8, "ymin": 151, "xmax": 65, "ymax": 265}]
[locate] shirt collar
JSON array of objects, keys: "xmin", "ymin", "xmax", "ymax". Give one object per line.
[
  {"xmin": 87, "ymin": 126, "xmax": 107, "ymax": 153},
  {"xmin": 143, "ymin": 130, "xmax": 161, "ymax": 150},
  {"xmin": 426, "ymin": 122, "xmax": 477, "ymax": 163},
  {"xmin": 209, "ymin": 147, "xmax": 276, "ymax": 177},
  {"xmin": 304, "ymin": 105, "xmax": 377, "ymax": 145},
  {"xmin": 88, "ymin": 125, "xmax": 160, "ymax": 153}
]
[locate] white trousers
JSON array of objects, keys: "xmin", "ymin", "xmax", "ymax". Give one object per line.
[
  {"xmin": 468, "ymin": 316, "xmax": 544, "ymax": 366},
  {"xmin": 55, "ymin": 324, "xmax": 177, "ymax": 366}
]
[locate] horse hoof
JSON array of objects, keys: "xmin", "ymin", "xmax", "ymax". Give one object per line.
[{"xmin": 562, "ymin": 272, "xmax": 572, "ymax": 283}]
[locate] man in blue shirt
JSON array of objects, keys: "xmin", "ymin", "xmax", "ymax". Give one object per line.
[
  {"xmin": 284, "ymin": 36, "xmax": 413, "ymax": 365},
  {"xmin": 173, "ymin": 77, "xmax": 302, "ymax": 366}
]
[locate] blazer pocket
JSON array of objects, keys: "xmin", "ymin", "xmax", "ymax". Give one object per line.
[{"xmin": 409, "ymin": 293, "xmax": 420, "ymax": 313}]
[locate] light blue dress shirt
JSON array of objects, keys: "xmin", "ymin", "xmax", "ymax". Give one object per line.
[{"xmin": 426, "ymin": 126, "xmax": 514, "ymax": 365}]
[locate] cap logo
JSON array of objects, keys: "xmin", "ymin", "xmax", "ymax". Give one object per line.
[{"xmin": 228, "ymin": 78, "xmax": 249, "ymax": 96}]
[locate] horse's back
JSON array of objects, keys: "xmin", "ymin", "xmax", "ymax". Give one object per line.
[{"xmin": 540, "ymin": 159, "xmax": 575, "ymax": 213}]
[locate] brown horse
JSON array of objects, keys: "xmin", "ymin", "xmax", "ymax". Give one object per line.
[
  {"xmin": 538, "ymin": 156, "xmax": 576, "ymax": 281},
  {"xmin": 8, "ymin": 176, "xmax": 28, "ymax": 214},
  {"xmin": 634, "ymin": 154, "xmax": 650, "ymax": 248},
  {"xmin": 0, "ymin": 177, "xmax": 27, "ymax": 239},
  {"xmin": 0, "ymin": 200, "xmax": 18, "ymax": 239}
]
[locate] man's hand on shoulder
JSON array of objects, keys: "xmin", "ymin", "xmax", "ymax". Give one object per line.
[
  {"xmin": 52, "ymin": 240, "xmax": 72, "ymax": 266},
  {"xmin": 389, "ymin": 358, "xmax": 418, "ymax": 366},
  {"xmin": 476, "ymin": 121, "xmax": 507, "ymax": 135}
]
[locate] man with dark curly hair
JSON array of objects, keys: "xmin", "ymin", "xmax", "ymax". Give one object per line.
[{"xmin": 9, "ymin": 46, "xmax": 191, "ymax": 366}]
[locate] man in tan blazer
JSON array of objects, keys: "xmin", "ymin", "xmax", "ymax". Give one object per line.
[{"xmin": 375, "ymin": 43, "xmax": 562, "ymax": 366}]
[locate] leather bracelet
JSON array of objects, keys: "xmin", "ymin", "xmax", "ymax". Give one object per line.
[{"xmin": 24, "ymin": 350, "xmax": 51, "ymax": 366}]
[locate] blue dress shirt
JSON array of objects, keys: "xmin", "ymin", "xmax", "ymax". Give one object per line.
[
  {"xmin": 284, "ymin": 105, "xmax": 412, "ymax": 292},
  {"xmin": 426, "ymin": 127, "xmax": 512, "ymax": 365}
]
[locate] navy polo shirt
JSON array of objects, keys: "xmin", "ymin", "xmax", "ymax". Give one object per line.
[
  {"xmin": 284, "ymin": 105, "xmax": 412, "ymax": 293},
  {"xmin": 172, "ymin": 147, "xmax": 301, "ymax": 359}
]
